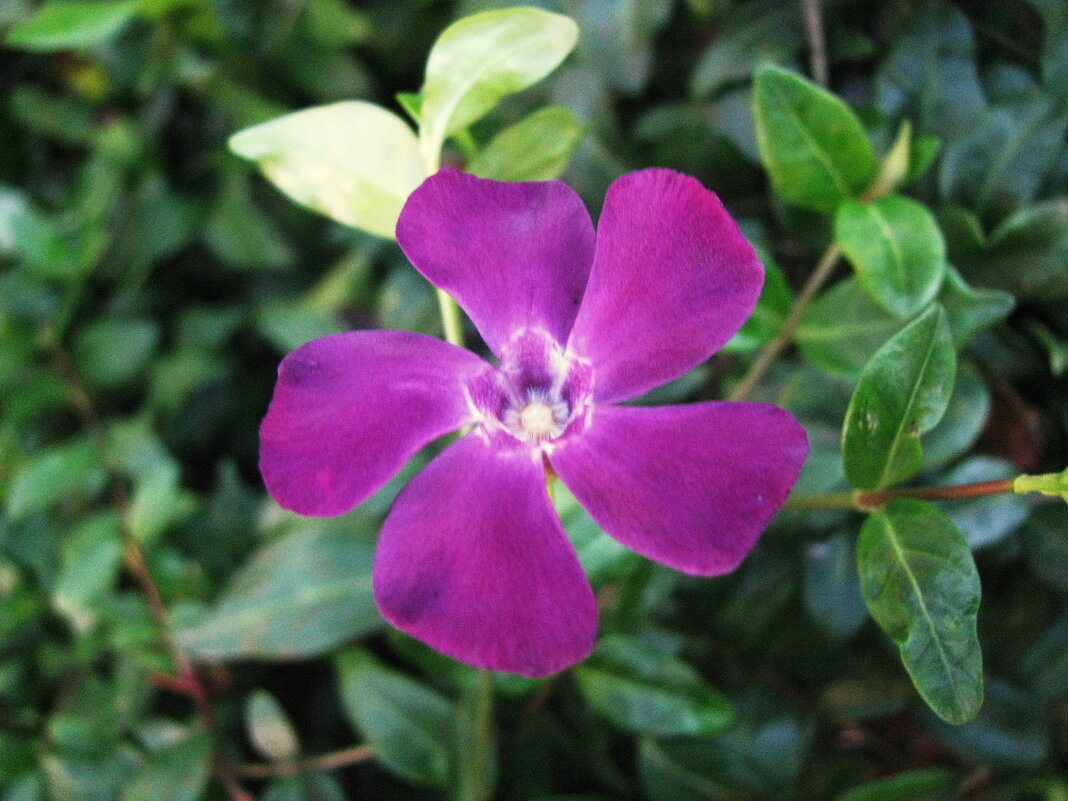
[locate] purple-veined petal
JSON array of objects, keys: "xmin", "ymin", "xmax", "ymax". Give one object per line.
[
  {"xmin": 567, "ymin": 169, "xmax": 763, "ymax": 403},
  {"xmin": 396, "ymin": 169, "xmax": 595, "ymax": 355},
  {"xmin": 260, "ymin": 331, "xmax": 488, "ymax": 516},
  {"xmin": 549, "ymin": 402, "xmax": 807, "ymax": 575},
  {"xmin": 374, "ymin": 433, "xmax": 597, "ymax": 677}
]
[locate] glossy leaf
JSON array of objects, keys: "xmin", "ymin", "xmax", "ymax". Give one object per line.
[
  {"xmin": 575, "ymin": 634, "xmax": 733, "ymax": 737},
  {"xmin": 796, "ymin": 277, "xmax": 905, "ymax": 382},
  {"xmin": 176, "ymin": 526, "xmax": 382, "ymax": 659},
  {"xmin": 803, "ymin": 532, "xmax": 867, "ymax": 640},
  {"xmin": 752, "ymin": 64, "xmax": 876, "ymax": 213},
  {"xmin": 469, "ymin": 107, "xmax": 585, "ymax": 182},
  {"xmin": 419, "ymin": 8, "xmax": 578, "ymax": 164},
  {"xmin": 229, "ymin": 102, "xmax": 423, "ymax": 239},
  {"xmin": 335, "ymin": 649, "xmax": 453, "ymax": 789},
  {"xmin": 939, "ymin": 457, "xmax": 1028, "ymax": 550},
  {"xmin": 4, "ymin": 0, "xmax": 140, "ymax": 51},
  {"xmin": 920, "ymin": 362, "xmax": 989, "ymax": 469},
  {"xmin": 835, "ymin": 195, "xmax": 946, "ymax": 318},
  {"xmin": 842, "ymin": 304, "xmax": 956, "ymax": 490},
  {"xmin": 938, "ymin": 265, "xmax": 1014, "ymax": 347},
  {"xmin": 858, "ymin": 499, "xmax": 983, "ymax": 724}
]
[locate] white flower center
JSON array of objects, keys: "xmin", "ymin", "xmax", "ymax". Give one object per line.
[
  {"xmin": 501, "ymin": 389, "xmax": 569, "ymax": 444},
  {"xmin": 519, "ymin": 402, "xmax": 557, "ymax": 439}
]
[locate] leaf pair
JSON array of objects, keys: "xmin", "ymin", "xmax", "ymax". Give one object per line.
[{"xmin": 229, "ymin": 8, "xmax": 580, "ymax": 240}]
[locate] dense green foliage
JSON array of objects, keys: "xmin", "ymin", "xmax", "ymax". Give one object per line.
[{"xmin": 1, "ymin": 0, "xmax": 1067, "ymax": 799}]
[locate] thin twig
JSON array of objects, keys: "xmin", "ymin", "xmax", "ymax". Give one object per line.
[
  {"xmin": 236, "ymin": 745, "xmax": 375, "ymax": 779},
  {"xmin": 52, "ymin": 347, "xmax": 253, "ymax": 801},
  {"xmin": 729, "ymin": 243, "xmax": 842, "ymax": 401},
  {"xmin": 801, "ymin": 0, "xmax": 828, "ymax": 87}
]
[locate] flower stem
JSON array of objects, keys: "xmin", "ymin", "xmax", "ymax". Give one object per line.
[
  {"xmin": 468, "ymin": 669, "xmax": 495, "ymax": 801},
  {"xmin": 437, "ymin": 287, "xmax": 465, "ymax": 347},
  {"xmin": 730, "ymin": 242, "xmax": 841, "ymax": 401}
]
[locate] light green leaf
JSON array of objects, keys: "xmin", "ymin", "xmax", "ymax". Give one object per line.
[
  {"xmin": 4, "ymin": 0, "xmax": 141, "ymax": 51},
  {"xmin": 835, "ymin": 195, "xmax": 946, "ymax": 318},
  {"xmin": 419, "ymin": 8, "xmax": 578, "ymax": 166},
  {"xmin": 6, "ymin": 438, "xmax": 106, "ymax": 520},
  {"xmin": 938, "ymin": 265, "xmax": 1014, "ymax": 347},
  {"xmin": 74, "ymin": 317, "xmax": 160, "ymax": 391},
  {"xmin": 575, "ymin": 635, "xmax": 733, "ymax": 737},
  {"xmin": 175, "ymin": 526, "xmax": 383, "ymax": 659},
  {"xmin": 335, "ymin": 649, "xmax": 453, "ymax": 789},
  {"xmin": 229, "ymin": 101, "xmax": 423, "ymax": 239},
  {"xmin": 52, "ymin": 513, "xmax": 123, "ymax": 631},
  {"xmin": 469, "ymin": 107, "xmax": 585, "ymax": 182},
  {"xmin": 752, "ymin": 63, "xmax": 876, "ymax": 213},
  {"xmin": 120, "ymin": 735, "xmax": 212, "ymax": 801},
  {"xmin": 246, "ymin": 690, "xmax": 300, "ymax": 763},
  {"xmin": 842, "ymin": 304, "xmax": 956, "ymax": 490},
  {"xmin": 835, "ymin": 767, "xmax": 957, "ymax": 801},
  {"xmin": 858, "ymin": 499, "xmax": 983, "ymax": 724}
]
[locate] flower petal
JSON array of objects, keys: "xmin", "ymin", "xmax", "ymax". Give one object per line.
[
  {"xmin": 396, "ymin": 169, "xmax": 595, "ymax": 355},
  {"xmin": 549, "ymin": 402, "xmax": 807, "ymax": 575},
  {"xmin": 374, "ymin": 434, "xmax": 597, "ymax": 677},
  {"xmin": 567, "ymin": 169, "xmax": 763, "ymax": 403},
  {"xmin": 260, "ymin": 331, "xmax": 487, "ymax": 516}
]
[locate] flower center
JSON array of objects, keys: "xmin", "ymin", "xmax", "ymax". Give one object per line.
[
  {"xmin": 503, "ymin": 390, "xmax": 570, "ymax": 443},
  {"xmin": 519, "ymin": 402, "xmax": 556, "ymax": 438}
]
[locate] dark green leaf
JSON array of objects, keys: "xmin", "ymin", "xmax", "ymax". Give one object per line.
[
  {"xmin": 938, "ymin": 265, "xmax": 1014, "ymax": 347},
  {"xmin": 419, "ymin": 8, "xmax": 578, "ymax": 163},
  {"xmin": 469, "ymin": 107, "xmax": 585, "ymax": 182},
  {"xmin": 858, "ymin": 499, "xmax": 983, "ymax": 724},
  {"xmin": 575, "ymin": 635, "xmax": 733, "ymax": 737},
  {"xmin": 175, "ymin": 526, "xmax": 382, "ymax": 659},
  {"xmin": 335, "ymin": 649, "xmax": 453, "ymax": 789},
  {"xmin": 937, "ymin": 457, "xmax": 1028, "ymax": 551},
  {"xmin": 576, "ymin": 0, "xmax": 671, "ymax": 94},
  {"xmin": 722, "ymin": 258, "xmax": 791, "ymax": 353},
  {"xmin": 874, "ymin": 0, "xmax": 986, "ymax": 140},
  {"xmin": 842, "ymin": 304, "xmax": 956, "ymax": 490},
  {"xmin": 753, "ymin": 64, "xmax": 876, "ymax": 213},
  {"xmin": 835, "ymin": 195, "xmax": 946, "ymax": 318},
  {"xmin": 555, "ymin": 485, "xmax": 641, "ymax": 587},
  {"xmin": 920, "ymin": 362, "xmax": 989, "ymax": 469},
  {"xmin": 74, "ymin": 318, "xmax": 159, "ymax": 391},
  {"xmin": 803, "ymin": 532, "xmax": 867, "ymax": 639}
]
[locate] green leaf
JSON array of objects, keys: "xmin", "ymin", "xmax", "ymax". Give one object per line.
[
  {"xmin": 575, "ymin": 634, "xmax": 733, "ymax": 737},
  {"xmin": 752, "ymin": 63, "xmax": 876, "ymax": 213},
  {"xmin": 835, "ymin": 195, "xmax": 946, "ymax": 318},
  {"xmin": 939, "ymin": 457, "xmax": 1028, "ymax": 550},
  {"xmin": 52, "ymin": 513, "xmax": 123, "ymax": 631},
  {"xmin": 835, "ymin": 767, "xmax": 957, "ymax": 801},
  {"xmin": 246, "ymin": 690, "xmax": 300, "ymax": 763},
  {"xmin": 803, "ymin": 532, "xmax": 867, "ymax": 640},
  {"xmin": 858, "ymin": 499, "xmax": 983, "ymax": 724},
  {"xmin": 874, "ymin": 0, "xmax": 986, "ymax": 141},
  {"xmin": 120, "ymin": 735, "xmax": 212, "ymax": 801},
  {"xmin": 4, "ymin": 0, "xmax": 141, "ymax": 51},
  {"xmin": 555, "ymin": 483, "xmax": 641, "ymax": 586},
  {"xmin": 6, "ymin": 438, "xmax": 106, "ymax": 520},
  {"xmin": 939, "ymin": 103, "xmax": 1067, "ymax": 224},
  {"xmin": 418, "ymin": 8, "xmax": 578, "ymax": 165},
  {"xmin": 921, "ymin": 362, "xmax": 989, "ymax": 470},
  {"xmin": 469, "ymin": 107, "xmax": 585, "ymax": 182},
  {"xmin": 576, "ymin": 0, "xmax": 671, "ymax": 94},
  {"xmin": 951, "ymin": 200, "xmax": 1068, "ymax": 301},
  {"xmin": 796, "ymin": 277, "xmax": 905, "ymax": 382},
  {"xmin": 722, "ymin": 257, "xmax": 791, "ymax": 353},
  {"xmin": 938, "ymin": 265, "xmax": 1015, "ymax": 347},
  {"xmin": 74, "ymin": 318, "xmax": 159, "ymax": 391},
  {"xmin": 842, "ymin": 304, "xmax": 956, "ymax": 491},
  {"xmin": 335, "ymin": 649, "xmax": 453, "ymax": 789},
  {"xmin": 175, "ymin": 526, "xmax": 382, "ymax": 659},
  {"xmin": 229, "ymin": 101, "xmax": 423, "ymax": 239}
]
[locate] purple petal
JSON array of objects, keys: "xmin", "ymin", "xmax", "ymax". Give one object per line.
[
  {"xmin": 549, "ymin": 402, "xmax": 807, "ymax": 575},
  {"xmin": 567, "ymin": 169, "xmax": 764, "ymax": 403},
  {"xmin": 396, "ymin": 169, "xmax": 595, "ymax": 355},
  {"xmin": 260, "ymin": 331, "xmax": 488, "ymax": 516},
  {"xmin": 374, "ymin": 434, "xmax": 597, "ymax": 677}
]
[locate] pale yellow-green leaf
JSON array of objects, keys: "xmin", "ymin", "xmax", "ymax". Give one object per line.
[{"xmin": 229, "ymin": 101, "xmax": 423, "ymax": 240}]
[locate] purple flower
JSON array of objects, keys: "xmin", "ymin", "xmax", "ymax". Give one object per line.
[{"xmin": 260, "ymin": 168, "xmax": 807, "ymax": 677}]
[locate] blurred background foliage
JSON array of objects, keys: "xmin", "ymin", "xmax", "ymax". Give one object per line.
[{"xmin": 1, "ymin": 0, "xmax": 1067, "ymax": 799}]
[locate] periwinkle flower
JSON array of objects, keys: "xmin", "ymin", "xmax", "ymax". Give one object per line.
[{"xmin": 260, "ymin": 168, "xmax": 807, "ymax": 677}]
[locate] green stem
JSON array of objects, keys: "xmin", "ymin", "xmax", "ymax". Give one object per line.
[
  {"xmin": 437, "ymin": 287, "xmax": 464, "ymax": 347},
  {"xmin": 730, "ymin": 242, "xmax": 841, "ymax": 401},
  {"xmin": 469, "ymin": 669, "xmax": 495, "ymax": 801}
]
